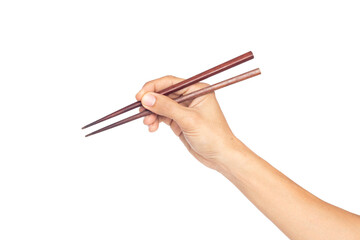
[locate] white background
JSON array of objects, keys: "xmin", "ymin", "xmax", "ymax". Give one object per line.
[{"xmin": 1, "ymin": 1, "xmax": 359, "ymax": 239}]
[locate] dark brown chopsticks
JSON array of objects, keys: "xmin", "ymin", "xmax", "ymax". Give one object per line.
[
  {"xmin": 85, "ymin": 68, "xmax": 261, "ymax": 137},
  {"xmin": 83, "ymin": 51, "xmax": 261, "ymax": 137}
]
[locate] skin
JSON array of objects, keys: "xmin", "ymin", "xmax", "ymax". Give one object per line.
[{"xmin": 135, "ymin": 75, "xmax": 360, "ymax": 240}]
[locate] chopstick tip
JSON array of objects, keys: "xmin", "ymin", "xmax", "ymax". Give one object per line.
[
  {"xmin": 82, "ymin": 124, "xmax": 91, "ymax": 129},
  {"xmin": 85, "ymin": 130, "xmax": 99, "ymax": 137}
]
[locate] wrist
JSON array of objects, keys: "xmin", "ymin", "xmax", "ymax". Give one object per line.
[{"xmin": 215, "ymin": 138, "xmax": 257, "ymax": 179}]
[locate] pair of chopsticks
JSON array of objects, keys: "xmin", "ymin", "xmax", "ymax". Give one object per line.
[{"xmin": 83, "ymin": 51, "xmax": 261, "ymax": 137}]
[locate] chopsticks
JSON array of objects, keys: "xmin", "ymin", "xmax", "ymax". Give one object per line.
[
  {"xmin": 82, "ymin": 51, "xmax": 254, "ymax": 130},
  {"xmin": 83, "ymin": 51, "xmax": 260, "ymax": 137},
  {"xmin": 85, "ymin": 68, "xmax": 261, "ymax": 137}
]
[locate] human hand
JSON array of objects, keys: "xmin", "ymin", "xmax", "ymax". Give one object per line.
[
  {"xmin": 136, "ymin": 75, "xmax": 246, "ymax": 172},
  {"xmin": 139, "ymin": 77, "xmax": 360, "ymax": 240}
]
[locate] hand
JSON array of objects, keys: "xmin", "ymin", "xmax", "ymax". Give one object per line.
[
  {"xmin": 137, "ymin": 76, "xmax": 360, "ymax": 240},
  {"xmin": 135, "ymin": 75, "xmax": 244, "ymax": 172}
]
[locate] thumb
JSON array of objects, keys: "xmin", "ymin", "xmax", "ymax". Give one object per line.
[{"xmin": 141, "ymin": 92, "xmax": 189, "ymax": 122}]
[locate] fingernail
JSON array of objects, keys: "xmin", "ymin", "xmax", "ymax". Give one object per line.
[{"xmin": 142, "ymin": 93, "xmax": 156, "ymax": 107}]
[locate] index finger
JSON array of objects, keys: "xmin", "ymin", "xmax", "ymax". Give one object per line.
[
  {"xmin": 135, "ymin": 75, "xmax": 209, "ymax": 101},
  {"xmin": 135, "ymin": 75, "xmax": 183, "ymax": 101}
]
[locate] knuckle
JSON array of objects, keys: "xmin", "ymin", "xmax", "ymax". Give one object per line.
[
  {"xmin": 142, "ymin": 80, "xmax": 154, "ymax": 88},
  {"xmin": 161, "ymin": 75, "xmax": 182, "ymax": 81},
  {"xmin": 163, "ymin": 74, "xmax": 175, "ymax": 79}
]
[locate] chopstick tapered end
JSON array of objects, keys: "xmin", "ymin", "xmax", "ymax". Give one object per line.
[{"xmin": 82, "ymin": 123, "xmax": 94, "ymax": 129}]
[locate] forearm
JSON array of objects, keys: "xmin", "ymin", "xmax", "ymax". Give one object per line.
[{"xmin": 219, "ymin": 140, "xmax": 360, "ymax": 240}]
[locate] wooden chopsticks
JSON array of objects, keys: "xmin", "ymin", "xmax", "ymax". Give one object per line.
[
  {"xmin": 85, "ymin": 68, "xmax": 261, "ymax": 137},
  {"xmin": 83, "ymin": 51, "xmax": 261, "ymax": 137}
]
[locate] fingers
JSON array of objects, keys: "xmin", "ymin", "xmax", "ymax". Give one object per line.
[
  {"xmin": 135, "ymin": 75, "xmax": 184, "ymax": 101},
  {"xmin": 143, "ymin": 113, "xmax": 156, "ymax": 125},
  {"xmin": 141, "ymin": 92, "xmax": 191, "ymax": 123},
  {"xmin": 143, "ymin": 113, "xmax": 182, "ymax": 137},
  {"xmin": 141, "ymin": 100, "xmax": 173, "ymax": 133},
  {"xmin": 142, "ymin": 114, "xmax": 159, "ymax": 132},
  {"xmin": 135, "ymin": 75, "xmax": 211, "ymax": 102},
  {"xmin": 148, "ymin": 118, "xmax": 159, "ymax": 132},
  {"xmin": 137, "ymin": 75, "xmax": 211, "ymax": 134}
]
